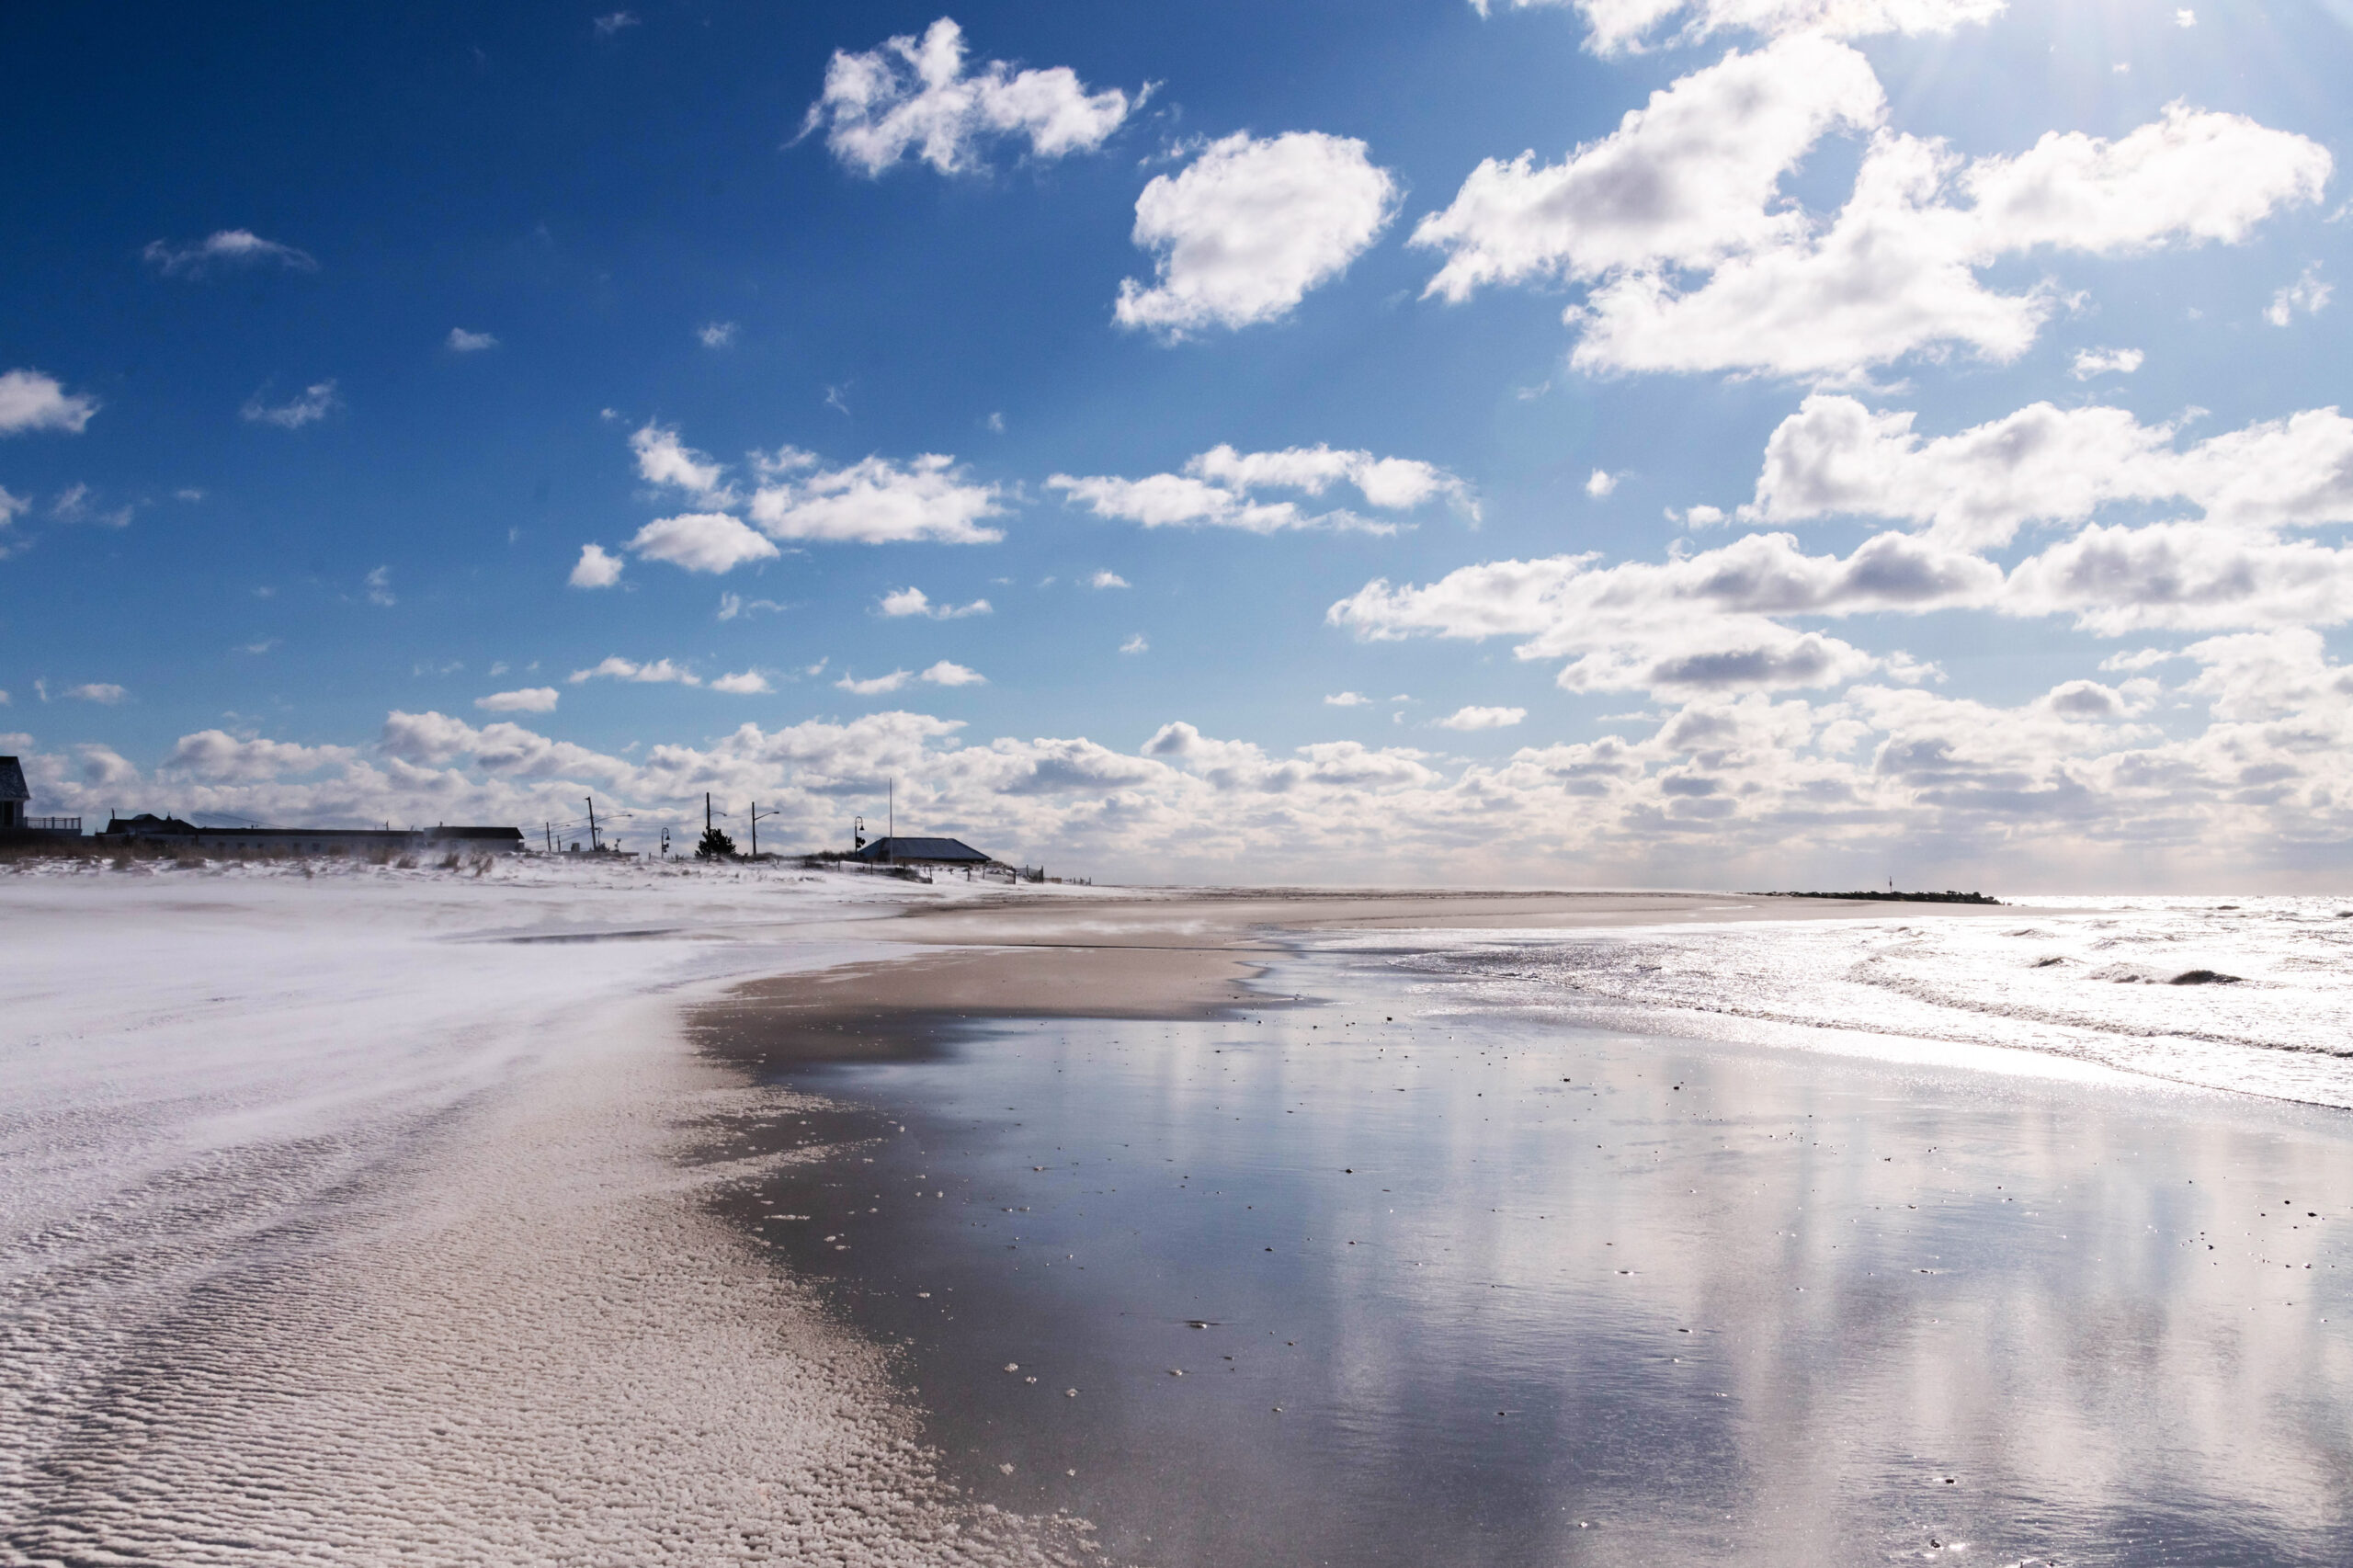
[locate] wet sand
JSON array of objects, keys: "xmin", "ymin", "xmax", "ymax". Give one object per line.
[{"xmin": 659, "ymin": 890, "xmax": 2353, "ymax": 1568}]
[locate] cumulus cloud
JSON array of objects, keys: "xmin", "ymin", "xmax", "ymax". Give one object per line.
[
  {"xmin": 631, "ymin": 422, "xmax": 733, "ymax": 500},
  {"xmin": 836, "ymin": 669, "xmax": 912, "ymax": 696},
  {"xmin": 66, "ymin": 683, "xmax": 127, "ymax": 705},
  {"xmin": 1415, "ymin": 37, "xmax": 1885, "ymax": 302},
  {"xmin": 570, "ymin": 543, "xmax": 625, "ymax": 588},
  {"xmin": 364, "ymin": 566, "xmax": 395, "ymax": 607},
  {"xmin": 1116, "ymin": 132, "xmax": 1399, "ymax": 338},
  {"xmin": 697, "ymin": 321, "xmax": 739, "ymax": 348},
  {"xmin": 1120, "ymin": 633, "xmax": 1149, "ymax": 655},
  {"xmin": 447, "ymin": 327, "xmax": 498, "ymax": 352},
  {"xmin": 1325, "ymin": 691, "xmax": 1372, "ymax": 706},
  {"xmin": 165, "ymin": 731, "xmax": 353, "ymax": 781},
  {"xmin": 710, "ymin": 670, "xmax": 773, "ymax": 695},
  {"xmin": 1330, "ymin": 530, "xmax": 1994, "ymax": 695},
  {"xmin": 142, "ymin": 229, "xmax": 316, "ymax": 277},
  {"xmin": 476, "ymin": 687, "xmax": 560, "ymax": 713},
  {"xmin": 804, "ymin": 17, "xmax": 1136, "ymax": 176},
  {"xmin": 1421, "ymin": 40, "xmax": 2331, "ymax": 379},
  {"xmin": 571, "ymin": 656, "xmax": 700, "ymax": 687},
  {"xmin": 880, "ymin": 585, "xmax": 992, "ymax": 619},
  {"xmin": 626, "ymin": 512, "xmax": 780, "ymax": 574},
  {"xmin": 2070, "ymin": 347, "xmax": 2143, "ymax": 379},
  {"xmin": 1050, "ymin": 442, "xmax": 1474, "ymax": 533},
  {"xmin": 1438, "ymin": 704, "xmax": 1528, "ymax": 730},
  {"xmin": 1087, "ymin": 569, "xmax": 1130, "ymax": 589},
  {"xmin": 619, "ymin": 424, "xmax": 1004, "ymax": 564},
  {"xmin": 2267, "ymin": 263, "xmax": 2332, "ymax": 326},
  {"xmin": 1745, "ymin": 393, "xmax": 2353, "ymax": 549},
  {"xmin": 748, "ymin": 449, "xmax": 1005, "ymax": 544},
  {"xmin": 920, "ymin": 660, "xmax": 986, "ymax": 687},
  {"xmin": 242, "ymin": 381, "xmax": 339, "ymax": 429},
  {"xmin": 0, "ymin": 369, "xmax": 99, "ymax": 436},
  {"xmin": 1473, "ymin": 0, "xmax": 2006, "ymax": 56},
  {"xmin": 1586, "ymin": 469, "xmax": 1620, "ymax": 497}
]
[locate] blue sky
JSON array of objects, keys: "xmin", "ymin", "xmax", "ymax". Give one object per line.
[{"xmin": 4, "ymin": 0, "xmax": 2350, "ymax": 886}]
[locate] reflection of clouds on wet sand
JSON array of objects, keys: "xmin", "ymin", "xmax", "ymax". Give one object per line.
[{"xmin": 767, "ymin": 961, "xmax": 2353, "ymax": 1567}]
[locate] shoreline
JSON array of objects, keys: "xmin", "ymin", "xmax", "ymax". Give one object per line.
[{"xmin": 699, "ymin": 935, "xmax": 2353, "ymax": 1567}]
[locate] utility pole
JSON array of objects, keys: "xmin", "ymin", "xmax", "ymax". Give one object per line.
[
  {"xmin": 749, "ymin": 801, "xmax": 757, "ymax": 859},
  {"xmin": 706, "ymin": 792, "xmax": 712, "ymax": 834},
  {"xmin": 586, "ymin": 797, "xmax": 599, "ymax": 852},
  {"xmin": 545, "ymin": 822, "xmax": 552, "ymax": 854}
]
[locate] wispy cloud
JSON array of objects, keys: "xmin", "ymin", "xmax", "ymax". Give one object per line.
[
  {"xmin": 879, "ymin": 585, "xmax": 991, "ymax": 619},
  {"xmin": 1436, "ymin": 704, "xmax": 1525, "ymax": 731},
  {"xmin": 66, "ymin": 682, "xmax": 127, "ymax": 705},
  {"xmin": 447, "ymin": 327, "xmax": 499, "ymax": 352},
  {"xmin": 570, "ymin": 656, "xmax": 699, "ymax": 687},
  {"xmin": 835, "ymin": 668, "xmax": 911, "ymax": 695},
  {"xmin": 242, "ymin": 380, "xmax": 339, "ymax": 429},
  {"xmin": 476, "ymin": 687, "xmax": 559, "ymax": 713},
  {"xmin": 143, "ymin": 229, "xmax": 316, "ymax": 278}
]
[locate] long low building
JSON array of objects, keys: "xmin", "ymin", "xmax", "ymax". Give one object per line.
[{"xmin": 100, "ymin": 813, "xmax": 527, "ymax": 855}]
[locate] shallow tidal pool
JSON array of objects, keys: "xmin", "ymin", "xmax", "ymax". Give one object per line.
[{"xmin": 740, "ymin": 958, "xmax": 2353, "ymax": 1568}]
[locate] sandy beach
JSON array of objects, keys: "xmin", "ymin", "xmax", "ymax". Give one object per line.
[{"xmin": 6, "ymin": 863, "xmax": 2348, "ymax": 1565}]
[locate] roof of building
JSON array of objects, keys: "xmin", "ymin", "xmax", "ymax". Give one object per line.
[
  {"xmin": 0, "ymin": 756, "xmax": 27, "ymax": 803},
  {"xmin": 847, "ymin": 835, "xmax": 995, "ymax": 863},
  {"xmin": 106, "ymin": 813, "xmax": 199, "ymax": 835}
]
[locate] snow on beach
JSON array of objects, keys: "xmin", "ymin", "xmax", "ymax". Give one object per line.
[
  {"xmin": 1377, "ymin": 896, "xmax": 2353, "ymax": 1109},
  {"xmin": 1, "ymin": 857, "xmax": 1112, "ymax": 1566}
]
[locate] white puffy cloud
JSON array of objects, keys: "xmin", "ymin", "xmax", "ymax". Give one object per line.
[
  {"xmin": 710, "ymin": 670, "xmax": 773, "ymax": 695},
  {"xmin": 0, "ymin": 369, "xmax": 98, "ymax": 436},
  {"xmin": 2070, "ymin": 347, "xmax": 2143, "ymax": 379},
  {"xmin": 1051, "ymin": 442, "xmax": 1473, "ymax": 533},
  {"xmin": 1745, "ymin": 393, "xmax": 2353, "ymax": 549},
  {"xmin": 446, "ymin": 327, "xmax": 498, "ymax": 352},
  {"xmin": 142, "ymin": 229, "xmax": 316, "ymax": 277},
  {"xmin": 626, "ymin": 513, "xmax": 780, "ymax": 574},
  {"xmin": 165, "ymin": 731, "xmax": 354, "ymax": 781},
  {"xmin": 570, "ymin": 657, "xmax": 700, "ymax": 687},
  {"xmin": 1116, "ymin": 132, "xmax": 1398, "ymax": 338},
  {"xmin": 919, "ymin": 660, "xmax": 986, "ymax": 687},
  {"xmin": 1331, "ymin": 529, "xmax": 1993, "ymax": 694},
  {"xmin": 804, "ymin": 17, "xmax": 1135, "ymax": 176},
  {"xmin": 1424, "ymin": 40, "xmax": 2332, "ymax": 380},
  {"xmin": 879, "ymin": 585, "xmax": 992, "ymax": 619},
  {"xmin": 2268, "ymin": 263, "xmax": 2332, "ymax": 326},
  {"xmin": 1586, "ymin": 470, "xmax": 1620, "ymax": 497},
  {"xmin": 1087, "ymin": 570, "xmax": 1130, "ymax": 589},
  {"xmin": 28, "ymin": 654, "xmax": 2353, "ymax": 885},
  {"xmin": 66, "ymin": 683, "xmax": 128, "ymax": 705},
  {"xmin": 631, "ymin": 422, "xmax": 732, "ymax": 499},
  {"xmin": 241, "ymin": 381, "xmax": 339, "ymax": 429},
  {"xmin": 1437, "ymin": 704, "xmax": 1528, "ymax": 730},
  {"xmin": 697, "ymin": 321, "xmax": 738, "ymax": 349},
  {"xmin": 748, "ymin": 451, "xmax": 1005, "ymax": 544},
  {"xmin": 1325, "ymin": 691, "xmax": 1372, "ymax": 707},
  {"xmin": 1473, "ymin": 0, "xmax": 2005, "ymax": 56},
  {"xmin": 570, "ymin": 543, "xmax": 625, "ymax": 588},
  {"xmin": 620, "ymin": 425, "xmax": 1003, "ymax": 562},
  {"xmin": 1120, "ymin": 633, "xmax": 1149, "ymax": 655},
  {"xmin": 476, "ymin": 687, "xmax": 560, "ymax": 713},
  {"xmin": 2005, "ymin": 523, "xmax": 2353, "ymax": 634},
  {"xmin": 836, "ymin": 669, "xmax": 912, "ymax": 696},
  {"xmin": 1415, "ymin": 37, "xmax": 1885, "ymax": 301}
]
